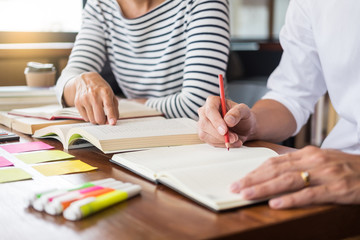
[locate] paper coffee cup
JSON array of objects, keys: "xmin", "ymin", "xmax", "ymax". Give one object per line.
[{"xmin": 24, "ymin": 62, "xmax": 56, "ymax": 87}]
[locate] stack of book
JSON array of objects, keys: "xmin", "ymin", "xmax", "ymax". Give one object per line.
[
  {"xmin": 0, "ymin": 86, "xmax": 58, "ymax": 111},
  {"xmin": 0, "ymin": 99, "xmax": 164, "ymax": 136}
]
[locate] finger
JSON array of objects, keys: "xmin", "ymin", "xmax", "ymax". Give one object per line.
[
  {"xmin": 231, "ymin": 157, "xmax": 310, "ymax": 193},
  {"xmin": 198, "ymin": 122, "xmax": 228, "ymax": 147},
  {"xmin": 262, "ymin": 151, "xmax": 302, "ymax": 167},
  {"xmin": 268, "ymin": 185, "xmax": 334, "ymax": 209},
  {"xmin": 77, "ymin": 105, "xmax": 89, "ymax": 122},
  {"xmin": 113, "ymin": 96, "xmax": 119, "ymax": 120},
  {"xmin": 239, "ymin": 171, "xmax": 309, "ymax": 200},
  {"xmin": 198, "ymin": 106, "xmax": 231, "ymax": 143},
  {"xmin": 74, "ymin": 97, "xmax": 89, "ymax": 122},
  {"xmin": 203, "ymin": 96, "xmax": 229, "ymax": 136},
  {"xmin": 224, "ymin": 103, "xmax": 250, "ymax": 127},
  {"xmin": 101, "ymin": 95, "xmax": 117, "ymax": 125},
  {"xmin": 92, "ymin": 100, "xmax": 107, "ymax": 125},
  {"xmin": 83, "ymin": 103, "xmax": 96, "ymax": 124}
]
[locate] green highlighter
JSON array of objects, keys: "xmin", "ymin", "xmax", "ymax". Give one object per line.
[{"xmin": 63, "ymin": 184, "xmax": 141, "ymax": 221}]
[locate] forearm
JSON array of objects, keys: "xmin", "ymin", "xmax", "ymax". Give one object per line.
[
  {"xmin": 146, "ymin": 93, "xmax": 203, "ymax": 120},
  {"xmin": 250, "ymin": 99, "xmax": 297, "ymax": 142}
]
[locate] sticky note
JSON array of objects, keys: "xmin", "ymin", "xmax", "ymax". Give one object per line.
[
  {"xmin": 32, "ymin": 160, "xmax": 97, "ymax": 176},
  {"xmin": 0, "ymin": 168, "xmax": 32, "ymax": 183},
  {"xmin": 0, "ymin": 156, "xmax": 13, "ymax": 167},
  {"xmin": 0, "ymin": 141, "xmax": 54, "ymax": 154},
  {"xmin": 15, "ymin": 150, "xmax": 74, "ymax": 164}
]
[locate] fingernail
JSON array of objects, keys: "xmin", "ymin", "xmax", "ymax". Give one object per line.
[
  {"xmin": 230, "ymin": 183, "xmax": 241, "ymax": 193},
  {"xmin": 109, "ymin": 118, "xmax": 116, "ymax": 125},
  {"xmin": 269, "ymin": 198, "xmax": 283, "ymax": 209},
  {"xmin": 217, "ymin": 126, "xmax": 226, "ymax": 135},
  {"xmin": 225, "ymin": 115, "xmax": 236, "ymax": 125},
  {"xmin": 241, "ymin": 187, "xmax": 254, "ymax": 199}
]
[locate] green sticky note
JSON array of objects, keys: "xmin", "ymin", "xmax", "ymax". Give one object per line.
[
  {"xmin": 15, "ymin": 150, "xmax": 74, "ymax": 164},
  {"xmin": 0, "ymin": 168, "xmax": 32, "ymax": 183},
  {"xmin": 32, "ymin": 160, "xmax": 97, "ymax": 176}
]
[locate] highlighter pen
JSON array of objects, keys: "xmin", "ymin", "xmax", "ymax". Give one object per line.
[
  {"xmin": 63, "ymin": 184, "xmax": 142, "ymax": 221},
  {"xmin": 28, "ymin": 178, "xmax": 116, "ymax": 205},
  {"xmin": 46, "ymin": 180, "xmax": 126, "ymax": 204},
  {"xmin": 45, "ymin": 182, "xmax": 132, "ymax": 215},
  {"xmin": 31, "ymin": 178, "xmax": 116, "ymax": 211}
]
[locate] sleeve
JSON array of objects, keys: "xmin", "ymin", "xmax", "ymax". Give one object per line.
[
  {"xmin": 262, "ymin": 0, "xmax": 327, "ymax": 135},
  {"xmin": 55, "ymin": 0, "xmax": 108, "ymax": 104},
  {"xmin": 145, "ymin": 0, "xmax": 230, "ymax": 120}
]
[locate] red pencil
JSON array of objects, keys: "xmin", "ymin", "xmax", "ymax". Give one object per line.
[{"xmin": 218, "ymin": 74, "xmax": 230, "ymax": 151}]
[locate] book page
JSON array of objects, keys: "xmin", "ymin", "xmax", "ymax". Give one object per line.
[
  {"xmin": 9, "ymin": 104, "xmax": 83, "ymax": 120},
  {"xmin": 118, "ymin": 99, "xmax": 162, "ymax": 118},
  {"xmin": 158, "ymin": 157, "xmax": 268, "ymax": 210},
  {"xmin": 8, "ymin": 99, "xmax": 161, "ymax": 120},
  {"xmin": 33, "ymin": 122, "xmax": 93, "ymax": 143},
  {"xmin": 73, "ymin": 117, "xmax": 196, "ymax": 141},
  {"xmin": 9, "ymin": 104, "xmax": 62, "ymax": 119},
  {"xmin": 112, "ymin": 144, "xmax": 277, "ymax": 174}
]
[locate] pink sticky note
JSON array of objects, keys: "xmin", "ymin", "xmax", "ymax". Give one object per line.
[
  {"xmin": 0, "ymin": 141, "xmax": 54, "ymax": 154},
  {"xmin": 0, "ymin": 156, "xmax": 13, "ymax": 167}
]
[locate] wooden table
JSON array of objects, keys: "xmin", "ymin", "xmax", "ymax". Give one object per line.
[{"xmin": 1, "ymin": 125, "xmax": 360, "ymax": 240}]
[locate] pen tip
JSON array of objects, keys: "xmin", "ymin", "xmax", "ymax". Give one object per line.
[{"xmin": 225, "ymin": 143, "xmax": 230, "ymax": 151}]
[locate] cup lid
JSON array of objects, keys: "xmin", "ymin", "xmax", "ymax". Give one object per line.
[{"xmin": 26, "ymin": 62, "xmax": 55, "ymax": 72}]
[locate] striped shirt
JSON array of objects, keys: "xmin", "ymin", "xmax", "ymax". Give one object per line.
[{"xmin": 56, "ymin": 0, "xmax": 230, "ymax": 120}]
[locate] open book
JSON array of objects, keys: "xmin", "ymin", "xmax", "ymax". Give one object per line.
[
  {"xmin": 0, "ymin": 111, "xmax": 83, "ymax": 135},
  {"xmin": 33, "ymin": 117, "xmax": 203, "ymax": 153},
  {"xmin": 9, "ymin": 99, "xmax": 163, "ymax": 120},
  {"xmin": 110, "ymin": 144, "xmax": 278, "ymax": 211}
]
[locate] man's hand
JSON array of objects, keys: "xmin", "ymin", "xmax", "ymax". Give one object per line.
[
  {"xmin": 230, "ymin": 146, "xmax": 360, "ymax": 209},
  {"xmin": 197, "ymin": 96, "xmax": 257, "ymax": 148}
]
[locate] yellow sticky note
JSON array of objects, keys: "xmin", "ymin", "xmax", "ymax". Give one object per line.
[
  {"xmin": 0, "ymin": 168, "xmax": 32, "ymax": 183},
  {"xmin": 15, "ymin": 150, "xmax": 74, "ymax": 164},
  {"xmin": 32, "ymin": 160, "xmax": 97, "ymax": 176}
]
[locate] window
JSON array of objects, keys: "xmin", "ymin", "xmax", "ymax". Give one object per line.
[
  {"xmin": 229, "ymin": 0, "xmax": 290, "ymax": 40},
  {"xmin": 0, "ymin": 0, "xmax": 84, "ymax": 43}
]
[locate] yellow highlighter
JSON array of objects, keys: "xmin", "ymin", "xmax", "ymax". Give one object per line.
[{"xmin": 63, "ymin": 184, "xmax": 141, "ymax": 221}]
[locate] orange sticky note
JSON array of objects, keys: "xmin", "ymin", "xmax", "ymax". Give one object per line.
[{"xmin": 32, "ymin": 160, "xmax": 97, "ymax": 176}]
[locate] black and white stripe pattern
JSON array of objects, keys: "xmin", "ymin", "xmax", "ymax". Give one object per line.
[{"xmin": 56, "ymin": 0, "xmax": 230, "ymax": 120}]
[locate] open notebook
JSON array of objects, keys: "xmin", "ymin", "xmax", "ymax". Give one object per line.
[{"xmin": 110, "ymin": 144, "xmax": 278, "ymax": 211}]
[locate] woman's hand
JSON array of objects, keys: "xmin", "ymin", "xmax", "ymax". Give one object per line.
[
  {"xmin": 230, "ymin": 146, "xmax": 360, "ymax": 209},
  {"xmin": 65, "ymin": 72, "xmax": 119, "ymax": 125},
  {"xmin": 197, "ymin": 96, "xmax": 257, "ymax": 148}
]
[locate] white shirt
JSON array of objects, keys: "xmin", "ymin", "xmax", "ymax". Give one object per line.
[{"xmin": 263, "ymin": 0, "xmax": 360, "ymax": 153}]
